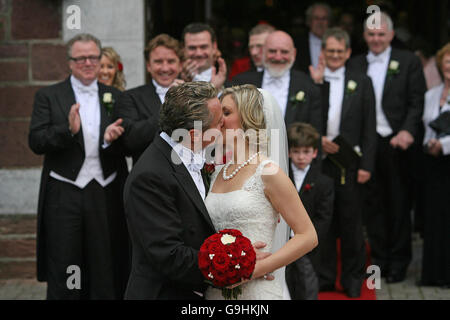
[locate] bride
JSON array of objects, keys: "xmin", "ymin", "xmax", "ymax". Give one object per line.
[{"xmin": 204, "ymin": 84, "xmax": 318, "ymax": 300}]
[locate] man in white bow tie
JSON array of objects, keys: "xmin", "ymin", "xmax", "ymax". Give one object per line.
[
  {"xmin": 348, "ymin": 12, "xmax": 426, "ymax": 284},
  {"xmin": 114, "ymin": 34, "xmax": 184, "ymax": 165},
  {"xmin": 309, "ymin": 27, "xmax": 377, "ymax": 297},
  {"xmin": 29, "ymin": 33, "xmax": 130, "ymax": 299}
]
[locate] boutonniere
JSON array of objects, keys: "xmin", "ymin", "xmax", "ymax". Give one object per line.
[
  {"xmin": 201, "ymin": 154, "xmax": 229, "ymax": 192},
  {"xmin": 303, "ymin": 183, "xmax": 315, "ymax": 192},
  {"xmin": 345, "ymin": 80, "xmax": 358, "ymax": 95},
  {"xmin": 103, "ymin": 92, "xmax": 114, "ymax": 115},
  {"xmin": 387, "ymin": 60, "xmax": 400, "ymax": 76},
  {"xmin": 290, "ymin": 90, "xmax": 306, "ymax": 107}
]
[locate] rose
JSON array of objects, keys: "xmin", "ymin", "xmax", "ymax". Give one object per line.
[
  {"xmin": 220, "ymin": 229, "xmax": 242, "ymax": 237},
  {"xmin": 347, "ymin": 80, "xmax": 357, "ymax": 91},
  {"xmin": 203, "ymin": 163, "xmax": 215, "ymax": 174},
  {"xmin": 389, "ymin": 60, "xmax": 399, "ymax": 71},
  {"xmin": 221, "ymin": 234, "xmax": 236, "ymax": 245},
  {"xmin": 103, "ymin": 92, "xmax": 113, "ymax": 103},
  {"xmin": 304, "ymin": 183, "xmax": 314, "ymax": 192},
  {"xmin": 212, "ymin": 251, "xmax": 231, "ymax": 274},
  {"xmin": 296, "ymin": 91, "xmax": 305, "ymax": 102}
]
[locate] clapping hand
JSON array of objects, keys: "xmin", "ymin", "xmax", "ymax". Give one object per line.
[
  {"xmin": 181, "ymin": 59, "xmax": 200, "ymax": 82},
  {"xmin": 309, "ymin": 52, "xmax": 326, "ymax": 84},
  {"xmin": 211, "ymin": 57, "xmax": 227, "ymax": 90},
  {"xmin": 104, "ymin": 118, "xmax": 124, "ymax": 144},
  {"xmin": 68, "ymin": 103, "xmax": 81, "ymax": 135}
]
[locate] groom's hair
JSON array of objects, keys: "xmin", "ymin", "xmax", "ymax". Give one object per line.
[{"xmin": 159, "ymin": 81, "xmax": 218, "ymax": 141}]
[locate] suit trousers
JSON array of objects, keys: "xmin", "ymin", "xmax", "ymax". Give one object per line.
[
  {"xmin": 286, "ymin": 256, "xmax": 319, "ymax": 300},
  {"xmin": 319, "ymin": 159, "xmax": 366, "ymax": 291},
  {"xmin": 364, "ymin": 135, "xmax": 412, "ymax": 275},
  {"xmin": 43, "ymin": 177, "xmax": 123, "ymax": 300}
]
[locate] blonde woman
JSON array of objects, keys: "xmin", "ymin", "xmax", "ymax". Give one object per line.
[
  {"xmin": 204, "ymin": 85, "xmax": 318, "ymax": 299},
  {"xmin": 98, "ymin": 47, "xmax": 126, "ymax": 91}
]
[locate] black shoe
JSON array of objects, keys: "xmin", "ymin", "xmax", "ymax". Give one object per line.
[
  {"xmin": 319, "ymin": 284, "xmax": 335, "ymax": 292},
  {"xmin": 386, "ymin": 271, "xmax": 406, "ymax": 284}
]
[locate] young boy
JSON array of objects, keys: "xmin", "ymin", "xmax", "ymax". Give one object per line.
[{"xmin": 285, "ymin": 122, "xmax": 335, "ymax": 300}]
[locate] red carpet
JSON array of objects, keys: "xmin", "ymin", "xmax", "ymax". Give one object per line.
[{"xmin": 318, "ymin": 239, "xmax": 377, "ymax": 300}]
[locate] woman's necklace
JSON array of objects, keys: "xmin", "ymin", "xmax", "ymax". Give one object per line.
[{"xmin": 222, "ymin": 151, "xmax": 260, "ymax": 181}]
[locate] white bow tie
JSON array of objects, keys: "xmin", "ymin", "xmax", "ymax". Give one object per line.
[
  {"xmin": 367, "ymin": 54, "xmax": 384, "ymax": 64},
  {"xmin": 74, "ymin": 84, "xmax": 98, "ymax": 96},
  {"xmin": 155, "ymin": 85, "xmax": 169, "ymax": 97}
]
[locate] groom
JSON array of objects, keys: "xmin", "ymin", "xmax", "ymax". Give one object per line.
[{"xmin": 124, "ymin": 81, "xmax": 224, "ymax": 299}]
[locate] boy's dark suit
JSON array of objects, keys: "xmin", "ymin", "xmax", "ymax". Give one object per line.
[
  {"xmin": 113, "ymin": 82, "xmax": 162, "ymax": 164},
  {"xmin": 123, "ymin": 135, "xmax": 216, "ymax": 300},
  {"xmin": 29, "ymin": 77, "xmax": 130, "ymax": 299},
  {"xmin": 317, "ymin": 68, "xmax": 377, "ymax": 295},
  {"xmin": 231, "ymin": 69, "xmax": 323, "ymax": 133},
  {"xmin": 347, "ymin": 48, "xmax": 426, "ymax": 280},
  {"xmin": 286, "ymin": 162, "xmax": 334, "ymax": 300}
]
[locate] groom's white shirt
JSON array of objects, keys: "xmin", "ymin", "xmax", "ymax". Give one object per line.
[{"xmin": 160, "ymin": 132, "xmax": 206, "ymax": 200}]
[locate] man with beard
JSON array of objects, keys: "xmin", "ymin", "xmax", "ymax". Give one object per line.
[
  {"xmin": 232, "ymin": 30, "xmax": 323, "ymax": 133},
  {"xmin": 180, "ymin": 23, "xmax": 227, "ymax": 90},
  {"xmin": 113, "ymin": 34, "xmax": 184, "ymax": 165}
]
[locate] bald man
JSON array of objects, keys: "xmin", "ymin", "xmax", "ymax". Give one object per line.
[{"xmin": 232, "ymin": 30, "xmax": 323, "ymax": 133}]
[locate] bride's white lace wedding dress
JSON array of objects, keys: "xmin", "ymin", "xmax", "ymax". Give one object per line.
[{"xmin": 204, "ymin": 160, "xmax": 284, "ymax": 300}]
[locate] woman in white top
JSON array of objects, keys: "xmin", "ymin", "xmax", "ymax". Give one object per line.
[{"xmin": 420, "ymin": 42, "xmax": 450, "ymax": 288}]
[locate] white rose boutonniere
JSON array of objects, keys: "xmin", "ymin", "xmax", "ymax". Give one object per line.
[
  {"xmin": 387, "ymin": 60, "xmax": 400, "ymax": 76},
  {"xmin": 290, "ymin": 90, "xmax": 306, "ymax": 107},
  {"xmin": 346, "ymin": 80, "xmax": 357, "ymax": 95},
  {"xmin": 103, "ymin": 92, "xmax": 115, "ymax": 115}
]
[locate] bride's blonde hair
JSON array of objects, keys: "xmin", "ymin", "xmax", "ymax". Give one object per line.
[{"xmin": 220, "ymin": 84, "xmax": 266, "ymax": 137}]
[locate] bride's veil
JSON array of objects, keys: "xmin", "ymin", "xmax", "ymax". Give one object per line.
[{"xmin": 258, "ymin": 88, "xmax": 291, "ymax": 300}]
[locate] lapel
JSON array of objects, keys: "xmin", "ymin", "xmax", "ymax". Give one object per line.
[
  {"xmin": 299, "ymin": 166, "xmax": 316, "ymax": 197},
  {"xmin": 340, "ymin": 70, "xmax": 355, "ymax": 123},
  {"xmin": 56, "ymin": 76, "xmax": 84, "ymax": 148},
  {"xmin": 145, "ymin": 82, "xmax": 162, "ymax": 117},
  {"xmin": 155, "ymin": 136, "xmax": 215, "ymax": 231},
  {"xmin": 382, "ymin": 48, "xmax": 398, "ymax": 104},
  {"xmin": 97, "ymin": 82, "xmax": 110, "ymax": 148},
  {"xmin": 285, "ymin": 70, "xmax": 300, "ymax": 123}
]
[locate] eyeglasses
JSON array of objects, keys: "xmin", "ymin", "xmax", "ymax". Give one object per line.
[
  {"xmin": 69, "ymin": 55, "xmax": 101, "ymax": 64},
  {"xmin": 325, "ymin": 49, "xmax": 346, "ymax": 55}
]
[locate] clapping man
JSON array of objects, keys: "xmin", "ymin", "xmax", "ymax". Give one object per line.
[
  {"xmin": 181, "ymin": 23, "xmax": 227, "ymax": 90},
  {"xmin": 29, "ymin": 33, "xmax": 130, "ymax": 299},
  {"xmin": 348, "ymin": 12, "xmax": 426, "ymax": 283},
  {"xmin": 310, "ymin": 28, "xmax": 377, "ymax": 297},
  {"xmin": 114, "ymin": 34, "xmax": 183, "ymax": 164}
]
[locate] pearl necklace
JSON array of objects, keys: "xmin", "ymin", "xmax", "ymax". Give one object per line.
[{"xmin": 223, "ymin": 152, "xmax": 260, "ymax": 181}]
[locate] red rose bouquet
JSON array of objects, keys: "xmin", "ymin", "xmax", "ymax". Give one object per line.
[{"xmin": 198, "ymin": 229, "xmax": 256, "ymax": 299}]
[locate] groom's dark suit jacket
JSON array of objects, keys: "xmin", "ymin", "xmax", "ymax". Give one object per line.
[
  {"xmin": 28, "ymin": 77, "xmax": 128, "ymax": 282},
  {"xmin": 113, "ymin": 82, "xmax": 162, "ymax": 164},
  {"xmin": 231, "ymin": 69, "xmax": 323, "ymax": 133},
  {"xmin": 123, "ymin": 135, "xmax": 216, "ymax": 300}
]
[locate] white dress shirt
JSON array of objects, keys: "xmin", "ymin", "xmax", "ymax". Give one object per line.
[
  {"xmin": 152, "ymin": 79, "xmax": 170, "ymax": 104},
  {"xmin": 309, "ymin": 32, "xmax": 322, "ymax": 69},
  {"xmin": 50, "ymin": 75, "xmax": 116, "ymax": 188},
  {"xmin": 160, "ymin": 132, "xmax": 206, "ymax": 200},
  {"xmin": 324, "ymin": 66, "xmax": 346, "ymax": 141},
  {"xmin": 423, "ymin": 84, "xmax": 450, "ymax": 155},
  {"xmin": 366, "ymin": 46, "xmax": 393, "ymax": 137},
  {"xmin": 291, "ymin": 162, "xmax": 310, "ymax": 192},
  {"xmin": 262, "ymin": 70, "xmax": 290, "ymax": 117},
  {"xmin": 193, "ymin": 67, "xmax": 212, "ymax": 82}
]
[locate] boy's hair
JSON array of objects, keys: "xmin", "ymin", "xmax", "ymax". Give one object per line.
[{"xmin": 287, "ymin": 122, "xmax": 320, "ymax": 149}]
